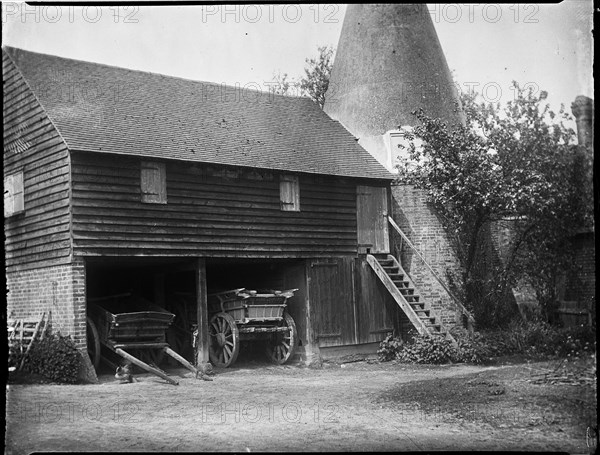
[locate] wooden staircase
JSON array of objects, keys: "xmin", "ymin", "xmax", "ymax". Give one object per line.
[{"xmin": 366, "ymin": 254, "xmax": 455, "ymax": 343}]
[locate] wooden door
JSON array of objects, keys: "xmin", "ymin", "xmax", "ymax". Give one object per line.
[
  {"xmin": 308, "ymin": 258, "xmax": 357, "ymax": 347},
  {"xmin": 355, "ymin": 259, "xmax": 396, "ymax": 344},
  {"xmin": 357, "ymin": 186, "xmax": 390, "ymax": 254}
]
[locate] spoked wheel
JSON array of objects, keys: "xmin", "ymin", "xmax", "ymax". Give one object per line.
[
  {"xmin": 86, "ymin": 317, "xmax": 101, "ymax": 371},
  {"xmin": 209, "ymin": 312, "xmax": 240, "ymax": 367},
  {"xmin": 265, "ymin": 313, "xmax": 298, "ymax": 365}
]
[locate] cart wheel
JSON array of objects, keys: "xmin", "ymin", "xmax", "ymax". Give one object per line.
[
  {"xmin": 209, "ymin": 312, "xmax": 239, "ymax": 367},
  {"xmin": 265, "ymin": 313, "xmax": 298, "ymax": 365},
  {"xmin": 86, "ymin": 317, "xmax": 101, "ymax": 371}
]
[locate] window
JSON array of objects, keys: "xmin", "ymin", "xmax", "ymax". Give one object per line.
[
  {"xmin": 280, "ymin": 175, "xmax": 300, "ymax": 211},
  {"xmin": 140, "ymin": 161, "xmax": 167, "ymax": 204},
  {"xmin": 4, "ymin": 171, "xmax": 24, "ymax": 217}
]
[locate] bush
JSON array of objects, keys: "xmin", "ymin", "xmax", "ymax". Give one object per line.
[
  {"xmin": 378, "ymin": 333, "xmax": 462, "ymax": 364},
  {"xmin": 377, "ymin": 321, "xmax": 595, "ymax": 365},
  {"xmin": 8, "ymin": 342, "xmax": 25, "ymax": 370},
  {"xmin": 22, "ymin": 333, "xmax": 82, "ymax": 383},
  {"xmin": 377, "ymin": 335, "xmax": 404, "ymax": 362}
]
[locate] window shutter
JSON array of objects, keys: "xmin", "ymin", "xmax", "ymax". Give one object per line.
[
  {"xmin": 280, "ymin": 175, "xmax": 300, "ymax": 211},
  {"xmin": 4, "ymin": 171, "xmax": 24, "ymax": 217},
  {"xmin": 13, "ymin": 172, "xmax": 24, "ymax": 213},
  {"xmin": 141, "ymin": 162, "xmax": 167, "ymax": 204}
]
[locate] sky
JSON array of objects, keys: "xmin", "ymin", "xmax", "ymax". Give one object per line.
[{"xmin": 1, "ymin": 2, "xmax": 594, "ymax": 117}]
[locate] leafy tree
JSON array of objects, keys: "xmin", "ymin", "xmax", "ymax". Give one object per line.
[
  {"xmin": 300, "ymin": 45, "xmax": 335, "ymax": 108},
  {"xmin": 396, "ymin": 83, "xmax": 591, "ymax": 327},
  {"xmin": 269, "ymin": 70, "xmax": 300, "ymax": 96},
  {"xmin": 270, "ymin": 45, "xmax": 335, "ymax": 109}
]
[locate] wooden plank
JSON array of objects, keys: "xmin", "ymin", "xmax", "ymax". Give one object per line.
[
  {"xmin": 365, "ymin": 254, "xmax": 431, "ymax": 337},
  {"xmin": 72, "ymin": 225, "xmax": 355, "ymax": 241},
  {"xmin": 163, "ymin": 346, "xmax": 204, "ymax": 378},
  {"xmin": 19, "ymin": 313, "xmax": 44, "ymax": 371},
  {"xmin": 114, "ymin": 348, "xmax": 178, "ymax": 385},
  {"xmin": 195, "ymin": 258, "xmax": 210, "ymax": 366},
  {"xmin": 357, "ymin": 185, "xmax": 389, "ymax": 254},
  {"xmin": 355, "ymin": 259, "xmax": 397, "ymax": 344},
  {"xmin": 309, "ymin": 258, "xmax": 356, "ymax": 347}
]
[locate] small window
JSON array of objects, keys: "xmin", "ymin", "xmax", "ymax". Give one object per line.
[
  {"xmin": 141, "ymin": 161, "xmax": 167, "ymax": 204},
  {"xmin": 4, "ymin": 171, "xmax": 24, "ymax": 217},
  {"xmin": 280, "ymin": 175, "xmax": 300, "ymax": 211}
]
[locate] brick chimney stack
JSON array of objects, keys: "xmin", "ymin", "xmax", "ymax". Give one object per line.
[{"xmin": 571, "ymin": 95, "xmax": 594, "ymax": 149}]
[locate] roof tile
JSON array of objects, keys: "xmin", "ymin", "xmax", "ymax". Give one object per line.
[{"xmin": 4, "ymin": 47, "xmax": 393, "ymax": 180}]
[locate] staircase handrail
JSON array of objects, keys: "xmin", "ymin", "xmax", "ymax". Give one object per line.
[{"xmin": 388, "ymin": 216, "xmax": 475, "ymax": 334}]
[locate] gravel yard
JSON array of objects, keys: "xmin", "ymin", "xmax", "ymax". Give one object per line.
[{"xmin": 5, "ymin": 357, "xmax": 597, "ymax": 453}]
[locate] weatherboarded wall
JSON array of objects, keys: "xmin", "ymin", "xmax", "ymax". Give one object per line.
[
  {"xmin": 70, "ymin": 151, "xmax": 369, "ymax": 259},
  {"xmin": 3, "ymin": 52, "xmax": 72, "ymax": 272}
]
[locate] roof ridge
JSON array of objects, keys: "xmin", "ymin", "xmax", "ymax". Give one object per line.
[
  {"xmin": 3, "ymin": 45, "xmax": 310, "ymax": 102},
  {"xmin": 4, "ymin": 46, "xmax": 394, "ymax": 180}
]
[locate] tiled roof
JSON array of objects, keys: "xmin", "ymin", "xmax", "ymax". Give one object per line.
[{"xmin": 4, "ymin": 47, "xmax": 393, "ymax": 180}]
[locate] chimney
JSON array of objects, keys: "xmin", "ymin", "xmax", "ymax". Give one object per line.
[{"xmin": 571, "ymin": 95, "xmax": 594, "ymax": 149}]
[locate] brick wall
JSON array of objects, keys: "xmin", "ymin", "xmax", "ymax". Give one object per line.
[
  {"xmin": 6, "ymin": 259, "xmax": 87, "ymax": 348},
  {"xmin": 391, "ymin": 185, "xmax": 461, "ymax": 327},
  {"xmin": 566, "ymin": 232, "xmax": 595, "ymax": 305}
]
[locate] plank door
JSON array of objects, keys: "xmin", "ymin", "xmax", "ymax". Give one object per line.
[
  {"xmin": 357, "ymin": 186, "xmax": 390, "ymax": 254},
  {"xmin": 308, "ymin": 258, "xmax": 357, "ymax": 347},
  {"xmin": 355, "ymin": 259, "xmax": 397, "ymax": 344}
]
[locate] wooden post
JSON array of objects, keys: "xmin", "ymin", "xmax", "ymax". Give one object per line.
[
  {"xmin": 153, "ymin": 273, "xmax": 165, "ymax": 307},
  {"xmin": 115, "ymin": 348, "xmax": 178, "ymax": 385},
  {"xmin": 195, "ymin": 258, "xmax": 211, "ymax": 371}
]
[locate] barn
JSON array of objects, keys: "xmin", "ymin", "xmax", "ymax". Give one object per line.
[{"xmin": 6, "ymin": 46, "xmax": 454, "ymax": 380}]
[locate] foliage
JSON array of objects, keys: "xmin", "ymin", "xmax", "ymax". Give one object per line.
[
  {"xmin": 271, "ymin": 46, "xmax": 335, "ymax": 109},
  {"xmin": 8, "ymin": 342, "xmax": 25, "ymax": 370},
  {"xmin": 377, "ymin": 335, "xmax": 405, "ymax": 361},
  {"xmin": 270, "ymin": 70, "xmax": 300, "ymax": 96},
  {"xmin": 378, "ymin": 333, "xmax": 468, "ymax": 364},
  {"xmin": 299, "ymin": 45, "xmax": 335, "ymax": 108},
  {"xmin": 378, "ymin": 322, "xmax": 595, "ymax": 365},
  {"xmin": 19, "ymin": 333, "xmax": 82, "ymax": 383},
  {"xmin": 472, "ymin": 321, "xmax": 595, "ymax": 358},
  {"xmin": 395, "ymin": 83, "xmax": 592, "ymax": 327}
]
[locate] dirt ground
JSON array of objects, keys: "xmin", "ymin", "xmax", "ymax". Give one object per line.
[{"xmin": 5, "ymin": 356, "xmax": 597, "ymax": 453}]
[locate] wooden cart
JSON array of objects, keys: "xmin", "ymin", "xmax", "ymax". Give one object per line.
[
  {"xmin": 86, "ymin": 293, "xmax": 205, "ymax": 385},
  {"xmin": 207, "ymin": 288, "xmax": 298, "ymax": 367}
]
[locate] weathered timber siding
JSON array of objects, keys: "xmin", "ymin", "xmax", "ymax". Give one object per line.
[
  {"xmin": 355, "ymin": 259, "xmax": 398, "ymax": 343},
  {"xmin": 3, "ymin": 52, "xmax": 72, "ymax": 271},
  {"xmin": 308, "ymin": 257, "xmax": 357, "ymax": 347},
  {"xmin": 71, "ymin": 151, "xmax": 364, "ymax": 258}
]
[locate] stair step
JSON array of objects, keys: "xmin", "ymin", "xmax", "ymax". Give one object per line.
[
  {"xmin": 398, "ymin": 288, "xmax": 415, "ymax": 295},
  {"xmin": 393, "ymin": 280, "xmax": 411, "ymax": 288},
  {"xmin": 383, "ymin": 266, "xmax": 400, "ymax": 274},
  {"xmin": 404, "ymin": 295, "xmax": 420, "ymax": 302},
  {"xmin": 420, "ymin": 316, "xmax": 436, "ymax": 323},
  {"xmin": 411, "ymin": 306, "xmax": 426, "ymax": 312},
  {"xmin": 376, "ymin": 259, "xmax": 394, "ymax": 267},
  {"xmin": 426, "ymin": 324, "xmax": 442, "ymax": 332},
  {"xmin": 387, "ymin": 273, "xmax": 404, "ymax": 281}
]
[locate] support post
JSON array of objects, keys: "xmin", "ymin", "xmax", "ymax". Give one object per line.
[{"xmin": 195, "ymin": 258, "xmax": 211, "ymax": 373}]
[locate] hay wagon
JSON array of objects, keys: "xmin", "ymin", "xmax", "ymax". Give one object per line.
[
  {"xmin": 86, "ymin": 293, "xmax": 204, "ymax": 385},
  {"xmin": 207, "ymin": 288, "xmax": 298, "ymax": 367}
]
